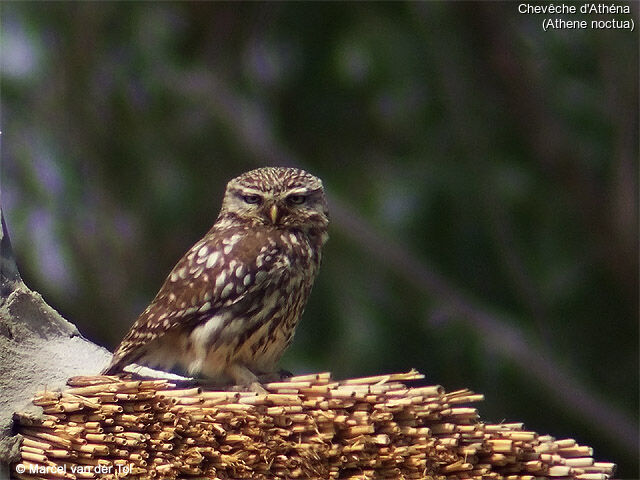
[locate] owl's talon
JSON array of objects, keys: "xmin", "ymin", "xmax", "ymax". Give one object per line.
[
  {"xmin": 226, "ymin": 382, "xmax": 267, "ymax": 393},
  {"xmin": 250, "ymin": 382, "xmax": 268, "ymax": 394}
]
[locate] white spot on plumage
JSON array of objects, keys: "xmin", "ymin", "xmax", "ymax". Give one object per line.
[
  {"xmin": 215, "ymin": 272, "xmax": 227, "ymax": 288},
  {"xmin": 206, "ymin": 252, "xmax": 220, "ymax": 268},
  {"xmin": 220, "ymin": 283, "xmax": 233, "ymax": 299},
  {"xmin": 243, "ymin": 274, "xmax": 252, "ymax": 286},
  {"xmin": 235, "ymin": 265, "xmax": 246, "ymax": 278},
  {"xmin": 199, "ymin": 302, "xmax": 211, "ymax": 312},
  {"xmin": 170, "ymin": 272, "xmax": 179, "ymax": 282},
  {"xmin": 178, "ymin": 266, "xmax": 187, "ymax": 279},
  {"xmin": 198, "ymin": 245, "xmax": 209, "ymax": 257},
  {"xmin": 223, "ymin": 245, "xmax": 233, "ymax": 255}
]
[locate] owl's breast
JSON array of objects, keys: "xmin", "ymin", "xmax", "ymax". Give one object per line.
[{"xmin": 176, "ymin": 226, "xmax": 321, "ymax": 378}]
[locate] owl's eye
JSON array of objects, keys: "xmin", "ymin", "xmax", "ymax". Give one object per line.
[
  {"xmin": 242, "ymin": 194, "xmax": 262, "ymax": 205},
  {"xmin": 287, "ymin": 194, "xmax": 307, "ymax": 205}
]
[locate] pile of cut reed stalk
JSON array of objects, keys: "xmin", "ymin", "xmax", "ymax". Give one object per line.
[{"xmin": 12, "ymin": 370, "xmax": 614, "ymax": 479}]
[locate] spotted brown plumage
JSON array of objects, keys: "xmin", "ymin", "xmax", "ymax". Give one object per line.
[{"xmin": 102, "ymin": 167, "xmax": 329, "ymax": 386}]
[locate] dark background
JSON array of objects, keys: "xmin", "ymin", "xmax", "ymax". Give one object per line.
[{"xmin": 1, "ymin": 2, "xmax": 638, "ymax": 477}]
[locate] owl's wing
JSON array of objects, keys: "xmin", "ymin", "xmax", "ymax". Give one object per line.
[{"xmin": 102, "ymin": 228, "xmax": 287, "ymax": 374}]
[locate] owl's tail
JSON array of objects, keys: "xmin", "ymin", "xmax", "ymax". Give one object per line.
[
  {"xmin": 101, "ymin": 357, "xmax": 124, "ymax": 375},
  {"xmin": 101, "ymin": 351, "xmax": 138, "ymax": 375}
]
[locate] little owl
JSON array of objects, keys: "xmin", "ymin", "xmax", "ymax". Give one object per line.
[{"xmin": 102, "ymin": 167, "xmax": 329, "ymax": 388}]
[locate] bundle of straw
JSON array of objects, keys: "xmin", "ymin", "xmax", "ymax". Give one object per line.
[{"xmin": 12, "ymin": 370, "xmax": 614, "ymax": 479}]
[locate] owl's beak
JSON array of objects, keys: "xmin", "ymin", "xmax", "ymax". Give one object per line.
[{"xmin": 269, "ymin": 204, "xmax": 279, "ymax": 224}]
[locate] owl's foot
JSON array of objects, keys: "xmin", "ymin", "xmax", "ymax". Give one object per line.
[
  {"xmin": 248, "ymin": 382, "xmax": 268, "ymax": 394},
  {"xmin": 221, "ymin": 363, "xmax": 267, "ymax": 393}
]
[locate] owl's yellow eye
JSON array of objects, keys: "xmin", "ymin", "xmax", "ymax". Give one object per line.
[
  {"xmin": 287, "ymin": 194, "xmax": 306, "ymax": 205},
  {"xmin": 243, "ymin": 194, "xmax": 262, "ymax": 205}
]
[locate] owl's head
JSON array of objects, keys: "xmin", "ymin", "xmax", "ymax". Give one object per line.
[{"xmin": 218, "ymin": 167, "xmax": 329, "ymax": 234}]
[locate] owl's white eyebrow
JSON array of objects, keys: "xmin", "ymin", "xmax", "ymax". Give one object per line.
[
  {"xmin": 231, "ymin": 186, "xmax": 265, "ymax": 196},
  {"xmin": 287, "ymin": 187, "xmax": 322, "ymax": 196},
  {"xmin": 286, "ymin": 188, "xmax": 310, "ymax": 195}
]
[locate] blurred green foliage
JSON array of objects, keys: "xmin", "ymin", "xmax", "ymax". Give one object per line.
[{"xmin": 1, "ymin": 2, "xmax": 637, "ymax": 476}]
